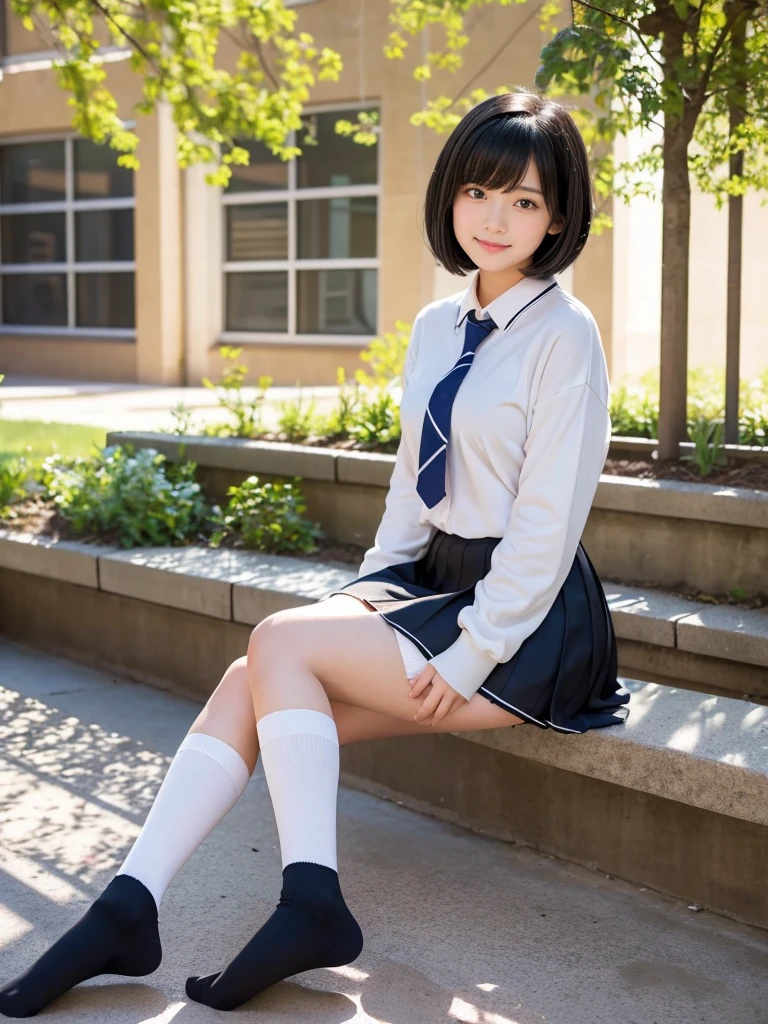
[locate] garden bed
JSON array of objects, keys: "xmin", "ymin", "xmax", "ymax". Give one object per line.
[{"xmin": 602, "ymin": 456, "xmax": 768, "ymax": 492}]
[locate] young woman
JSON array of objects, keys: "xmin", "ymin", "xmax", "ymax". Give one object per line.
[{"xmin": 0, "ymin": 90, "xmax": 629, "ymax": 1017}]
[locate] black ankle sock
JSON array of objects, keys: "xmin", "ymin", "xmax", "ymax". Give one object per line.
[
  {"xmin": 186, "ymin": 861, "xmax": 363, "ymax": 1011},
  {"xmin": 0, "ymin": 874, "xmax": 161, "ymax": 1019}
]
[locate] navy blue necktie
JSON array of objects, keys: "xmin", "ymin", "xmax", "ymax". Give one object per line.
[{"xmin": 416, "ymin": 308, "xmax": 498, "ymax": 509}]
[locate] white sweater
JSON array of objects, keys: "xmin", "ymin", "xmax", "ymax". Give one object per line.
[{"xmin": 356, "ymin": 270, "xmax": 612, "ymax": 702}]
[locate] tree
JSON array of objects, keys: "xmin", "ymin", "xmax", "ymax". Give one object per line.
[
  {"xmin": 533, "ymin": 0, "xmax": 768, "ymax": 459},
  {"xmin": 383, "ymin": 0, "xmax": 768, "ymax": 459},
  {"xmin": 12, "ymin": 0, "xmax": 768, "ymax": 460},
  {"xmin": 8, "ymin": 0, "xmax": 350, "ymax": 184}
]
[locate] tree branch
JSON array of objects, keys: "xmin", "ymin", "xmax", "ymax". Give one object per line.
[
  {"xmin": 449, "ymin": 0, "xmax": 547, "ymax": 105},
  {"xmin": 574, "ymin": 0, "xmax": 663, "ymax": 68}
]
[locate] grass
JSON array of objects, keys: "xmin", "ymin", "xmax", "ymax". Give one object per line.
[{"xmin": 0, "ymin": 419, "xmax": 106, "ymax": 462}]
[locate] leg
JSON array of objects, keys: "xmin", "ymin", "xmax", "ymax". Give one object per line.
[
  {"xmin": 0, "ymin": 632, "xmax": 510, "ymax": 1020},
  {"xmin": 247, "ymin": 593, "xmax": 524, "ymax": 731},
  {"xmin": 0, "ymin": 659, "xmax": 258, "ymax": 1021},
  {"xmin": 186, "ymin": 596, "xmax": 523, "ymax": 1011}
]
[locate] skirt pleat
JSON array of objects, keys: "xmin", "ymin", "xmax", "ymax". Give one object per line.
[{"xmin": 323, "ymin": 529, "xmax": 630, "ymax": 734}]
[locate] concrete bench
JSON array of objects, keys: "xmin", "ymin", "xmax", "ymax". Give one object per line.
[{"xmin": 1, "ymin": 528, "xmax": 767, "ymax": 930}]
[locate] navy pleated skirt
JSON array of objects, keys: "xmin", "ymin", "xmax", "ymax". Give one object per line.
[{"xmin": 324, "ymin": 529, "xmax": 630, "ymax": 735}]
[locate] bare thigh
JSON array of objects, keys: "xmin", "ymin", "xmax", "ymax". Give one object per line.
[{"xmin": 247, "ymin": 593, "xmax": 524, "ymax": 731}]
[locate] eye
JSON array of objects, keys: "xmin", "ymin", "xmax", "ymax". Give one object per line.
[
  {"xmin": 465, "ymin": 187, "xmax": 485, "ymax": 199},
  {"xmin": 516, "ymin": 198, "xmax": 538, "ymax": 210}
]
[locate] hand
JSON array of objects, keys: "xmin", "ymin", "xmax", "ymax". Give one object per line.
[{"xmin": 408, "ymin": 664, "xmax": 467, "ymax": 725}]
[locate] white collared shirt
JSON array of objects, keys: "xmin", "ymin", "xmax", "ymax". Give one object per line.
[{"xmin": 356, "ymin": 270, "xmax": 612, "ymax": 701}]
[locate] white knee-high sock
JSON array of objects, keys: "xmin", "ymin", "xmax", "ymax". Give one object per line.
[
  {"xmin": 116, "ymin": 732, "xmax": 251, "ymax": 911},
  {"xmin": 256, "ymin": 708, "xmax": 339, "ymax": 873}
]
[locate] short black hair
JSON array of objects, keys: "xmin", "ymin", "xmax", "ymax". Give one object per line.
[{"xmin": 423, "ymin": 90, "xmax": 593, "ymax": 279}]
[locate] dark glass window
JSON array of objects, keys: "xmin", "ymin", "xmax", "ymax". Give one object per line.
[
  {"xmin": 226, "ymin": 204, "xmax": 288, "ymax": 261},
  {"xmin": 74, "ymin": 139, "xmax": 133, "ymax": 199},
  {"xmin": 76, "ymin": 272, "xmax": 135, "ymax": 328},
  {"xmin": 0, "ymin": 141, "xmax": 66, "ymax": 204},
  {"xmin": 1, "ymin": 213, "xmax": 66, "ymax": 263},
  {"xmin": 296, "ymin": 109, "xmax": 378, "ymax": 188},
  {"xmin": 225, "ymin": 138, "xmax": 289, "ymax": 193},
  {"xmin": 225, "ymin": 272, "xmax": 288, "ymax": 331},
  {"xmin": 297, "ymin": 268, "xmax": 376, "ymax": 334},
  {"xmin": 76, "ymin": 209, "xmax": 134, "ymax": 262},
  {"xmin": 297, "ymin": 196, "xmax": 376, "ymax": 259},
  {"xmin": 2, "ymin": 274, "xmax": 68, "ymax": 325}
]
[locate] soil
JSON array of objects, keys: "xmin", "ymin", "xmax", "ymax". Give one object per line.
[
  {"xmin": 602, "ymin": 456, "xmax": 768, "ymax": 492},
  {"xmin": 249, "ymin": 430, "xmax": 401, "ymax": 455}
]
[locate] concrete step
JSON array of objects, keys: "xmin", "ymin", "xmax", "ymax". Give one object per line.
[
  {"xmin": 1, "ymin": 640, "xmax": 767, "ymax": 1024},
  {"xmin": 1, "ymin": 530, "xmax": 768, "ymax": 928}
]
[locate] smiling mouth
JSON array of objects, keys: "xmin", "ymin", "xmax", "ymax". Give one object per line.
[{"xmin": 476, "ymin": 238, "xmax": 510, "ymax": 250}]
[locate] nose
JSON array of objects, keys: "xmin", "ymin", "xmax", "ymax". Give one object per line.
[{"xmin": 482, "ymin": 200, "xmax": 507, "ymax": 234}]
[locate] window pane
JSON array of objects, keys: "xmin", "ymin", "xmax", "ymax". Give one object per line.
[
  {"xmin": 74, "ymin": 139, "xmax": 133, "ymax": 199},
  {"xmin": 297, "ymin": 196, "xmax": 376, "ymax": 259},
  {"xmin": 296, "ymin": 109, "xmax": 378, "ymax": 188},
  {"xmin": 297, "ymin": 268, "xmax": 376, "ymax": 334},
  {"xmin": 226, "ymin": 138, "xmax": 289, "ymax": 193},
  {"xmin": 1, "ymin": 213, "xmax": 66, "ymax": 263},
  {"xmin": 76, "ymin": 209, "xmax": 134, "ymax": 262},
  {"xmin": 0, "ymin": 141, "xmax": 66, "ymax": 204},
  {"xmin": 2, "ymin": 273, "xmax": 67, "ymax": 325},
  {"xmin": 225, "ymin": 272, "xmax": 288, "ymax": 331},
  {"xmin": 226, "ymin": 204, "xmax": 288, "ymax": 261},
  {"xmin": 76, "ymin": 272, "xmax": 135, "ymax": 328}
]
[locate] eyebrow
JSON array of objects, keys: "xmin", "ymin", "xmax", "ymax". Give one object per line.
[{"xmin": 468, "ymin": 183, "xmax": 544, "ymax": 196}]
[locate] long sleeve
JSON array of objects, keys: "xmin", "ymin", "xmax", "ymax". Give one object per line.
[
  {"xmin": 427, "ymin": 377, "xmax": 611, "ymax": 701},
  {"xmin": 355, "ymin": 311, "xmax": 436, "ymax": 579}
]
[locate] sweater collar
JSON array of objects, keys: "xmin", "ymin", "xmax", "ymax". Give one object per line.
[{"xmin": 455, "ymin": 270, "xmax": 558, "ymax": 333}]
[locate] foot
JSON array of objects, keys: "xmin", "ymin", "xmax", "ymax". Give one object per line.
[
  {"xmin": 186, "ymin": 862, "xmax": 363, "ymax": 1011},
  {"xmin": 0, "ymin": 874, "xmax": 161, "ymax": 1018}
]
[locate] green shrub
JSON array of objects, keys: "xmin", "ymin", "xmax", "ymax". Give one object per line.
[
  {"xmin": 610, "ymin": 366, "xmax": 768, "ymax": 445},
  {"xmin": 40, "ymin": 445, "xmax": 208, "ymax": 548},
  {"xmin": 276, "ymin": 388, "xmax": 320, "ymax": 442},
  {"xmin": 210, "ymin": 475, "xmax": 323, "ymax": 554},
  {"xmin": 681, "ymin": 418, "xmax": 727, "ymax": 476},
  {"xmin": 202, "ymin": 346, "xmax": 272, "ymax": 438},
  {"xmin": 0, "ymin": 456, "xmax": 32, "ymax": 516}
]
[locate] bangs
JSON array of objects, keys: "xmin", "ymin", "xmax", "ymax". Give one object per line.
[
  {"xmin": 453, "ymin": 116, "xmax": 561, "ymax": 218},
  {"xmin": 456, "ymin": 117, "xmax": 536, "ymax": 196}
]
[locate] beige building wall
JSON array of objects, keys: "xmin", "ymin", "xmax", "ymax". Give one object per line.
[
  {"xmin": 612, "ymin": 125, "xmax": 768, "ymax": 385},
  {"xmin": 5, "ymin": 0, "xmax": 724, "ymax": 390}
]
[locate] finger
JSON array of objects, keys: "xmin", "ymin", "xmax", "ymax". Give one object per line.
[
  {"xmin": 410, "ymin": 672, "xmax": 432, "ymax": 699},
  {"xmin": 430, "ymin": 694, "xmax": 456, "ymax": 725},
  {"xmin": 414, "ymin": 686, "xmax": 442, "ymax": 723}
]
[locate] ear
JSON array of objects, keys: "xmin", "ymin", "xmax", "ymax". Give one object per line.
[{"xmin": 547, "ymin": 221, "xmax": 563, "ymax": 236}]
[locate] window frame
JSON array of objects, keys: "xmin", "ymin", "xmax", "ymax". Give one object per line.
[
  {"xmin": 0, "ymin": 130, "xmax": 136, "ymax": 337},
  {"xmin": 220, "ymin": 99, "xmax": 381, "ymax": 347}
]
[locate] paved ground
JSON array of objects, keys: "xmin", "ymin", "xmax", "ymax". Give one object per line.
[
  {"xmin": 0, "ymin": 375, "xmax": 346, "ymax": 433},
  {"xmin": 1, "ymin": 639, "xmax": 767, "ymax": 1024}
]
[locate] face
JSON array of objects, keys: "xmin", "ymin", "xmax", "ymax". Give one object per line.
[{"xmin": 452, "ymin": 158, "xmax": 562, "ymax": 283}]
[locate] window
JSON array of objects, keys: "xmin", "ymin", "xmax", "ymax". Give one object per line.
[
  {"xmin": 222, "ymin": 104, "xmax": 379, "ymax": 343},
  {"xmin": 0, "ymin": 136, "xmax": 135, "ymax": 335}
]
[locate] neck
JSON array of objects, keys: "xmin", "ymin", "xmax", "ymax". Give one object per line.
[{"xmin": 475, "ymin": 264, "xmax": 527, "ymax": 309}]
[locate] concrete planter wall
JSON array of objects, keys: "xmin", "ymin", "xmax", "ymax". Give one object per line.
[
  {"xmin": 107, "ymin": 431, "xmax": 768, "ymax": 598},
  {"xmin": 2, "ymin": 529, "xmax": 768, "ymax": 931}
]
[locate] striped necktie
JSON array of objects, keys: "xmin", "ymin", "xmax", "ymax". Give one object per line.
[{"xmin": 416, "ymin": 308, "xmax": 498, "ymax": 509}]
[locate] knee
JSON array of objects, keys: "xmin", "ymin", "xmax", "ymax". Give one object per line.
[{"xmin": 246, "ymin": 614, "xmax": 285, "ymax": 678}]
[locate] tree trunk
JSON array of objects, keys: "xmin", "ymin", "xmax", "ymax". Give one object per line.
[
  {"xmin": 725, "ymin": 15, "xmax": 747, "ymax": 445},
  {"xmin": 657, "ymin": 116, "xmax": 692, "ymax": 461}
]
